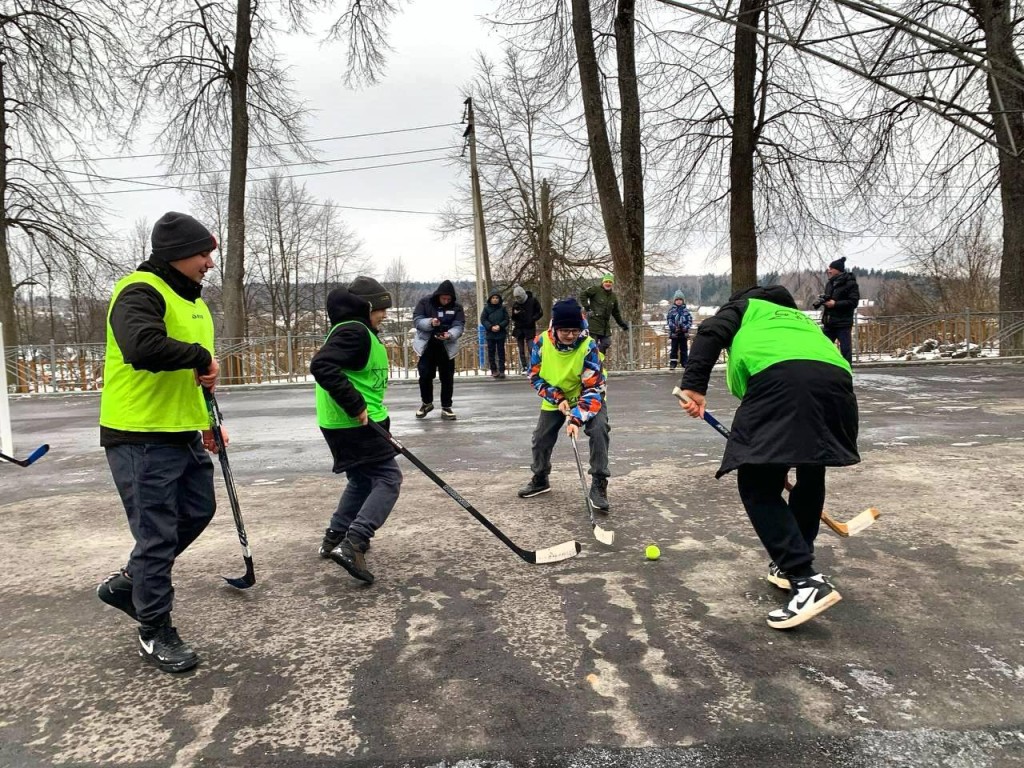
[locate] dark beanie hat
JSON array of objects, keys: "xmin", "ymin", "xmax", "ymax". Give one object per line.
[
  {"xmin": 551, "ymin": 298, "xmax": 584, "ymax": 330},
  {"xmin": 151, "ymin": 212, "xmax": 217, "ymax": 263},
  {"xmin": 829, "ymin": 256, "xmax": 847, "ymax": 272},
  {"xmin": 348, "ymin": 276, "xmax": 392, "ymax": 310}
]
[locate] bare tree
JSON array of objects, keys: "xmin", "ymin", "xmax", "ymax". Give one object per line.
[{"xmin": 0, "ymin": 1, "xmax": 130, "ymax": 348}]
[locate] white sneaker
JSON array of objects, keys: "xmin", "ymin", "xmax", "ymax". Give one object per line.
[{"xmin": 767, "ymin": 574, "xmax": 842, "ymax": 630}]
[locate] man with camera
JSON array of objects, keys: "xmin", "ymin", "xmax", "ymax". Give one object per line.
[
  {"xmin": 412, "ymin": 280, "xmax": 466, "ymax": 420},
  {"xmin": 816, "ymin": 257, "xmax": 860, "ymax": 364}
]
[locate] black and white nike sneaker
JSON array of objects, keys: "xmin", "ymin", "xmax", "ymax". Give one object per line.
[
  {"xmin": 138, "ymin": 618, "xmax": 200, "ymax": 673},
  {"xmin": 97, "ymin": 569, "xmax": 137, "ymax": 620},
  {"xmin": 767, "ymin": 574, "xmax": 842, "ymax": 630},
  {"xmin": 766, "ymin": 561, "xmax": 791, "ymax": 591}
]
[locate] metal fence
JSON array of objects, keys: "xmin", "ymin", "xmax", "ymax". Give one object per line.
[{"xmin": 5, "ymin": 310, "xmax": 1022, "ymax": 394}]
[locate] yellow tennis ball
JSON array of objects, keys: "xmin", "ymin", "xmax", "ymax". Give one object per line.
[{"xmin": 645, "ymin": 544, "xmax": 661, "ymax": 560}]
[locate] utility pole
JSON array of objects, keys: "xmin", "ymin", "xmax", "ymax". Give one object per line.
[{"xmin": 464, "ymin": 97, "xmax": 492, "ymax": 369}]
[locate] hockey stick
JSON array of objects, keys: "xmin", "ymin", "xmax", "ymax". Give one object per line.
[
  {"xmin": 368, "ymin": 420, "xmax": 581, "ymax": 564},
  {"xmin": 569, "ymin": 434, "xmax": 615, "ymax": 545},
  {"xmin": 203, "ymin": 389, "xmax": 256, "ymax": 589},
  {"xmin": 672, "ymin": 387, "xmax": 879, "ymax": 537},
  {"xmin": 0, "ymin": 444, "xmax": 49, "ymax": 467}
]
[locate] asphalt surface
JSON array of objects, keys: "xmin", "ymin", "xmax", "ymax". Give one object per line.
[{"xmin": 1, "ymin": 361, "xmax": 1023, "ymax": 767}]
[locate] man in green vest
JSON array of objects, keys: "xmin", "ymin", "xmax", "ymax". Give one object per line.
[
  {"xmin": 518, "ymin": 298, "xmax": 612, "ymax": 511},
  {"xmin": 311, "ymin": 276, "xmax": 402, "ymax": 585},
  {"xmin": 677, "ymin": 285, "xmax": 859, "ymax": 630},
  {"xmin": 96, "ymin": 211, "xmax": 221, "ymax": 673}
]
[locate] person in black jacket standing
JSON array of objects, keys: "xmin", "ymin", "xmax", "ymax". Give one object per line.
[
  {"xmin": 818, "ymin": 257, "xmax": 860, "ymax": 364},
  {"xmin": 480, "ymin": 289, "xmax": 510, "ymax": 379},
  {"xmin": 510, "ymin": 285, "xmax": 543, "ymax": 374}
]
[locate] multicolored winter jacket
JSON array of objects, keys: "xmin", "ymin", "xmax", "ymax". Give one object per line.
[{"xmin": 527, "ymin": 329, "xmax": 606, "ymax": 426}]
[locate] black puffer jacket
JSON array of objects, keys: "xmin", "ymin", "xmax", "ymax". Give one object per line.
[
  {"xmin": 511, "ymin": 291, "xmax": 543, "ymax": 338},
  {"xmin": 480, "ymin": 292, "xmax": 510, "ymax": 341},
  {"xmin": 309, "ymin": 288, "xmax": 398, "ymax": 473},
  {"xmin": 821, "ymin": 271, "xmax": 860, "ymax": 329}
]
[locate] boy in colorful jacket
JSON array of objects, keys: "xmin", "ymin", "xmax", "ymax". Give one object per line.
[
  {"xmin": 517, "ymin": 299, "xmax": 612, "ymax": 511},
  {"xmin": 666, "ymin": 290, "xmax": 693, "ymax": 369}
]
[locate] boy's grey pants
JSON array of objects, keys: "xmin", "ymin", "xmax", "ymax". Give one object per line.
[{"xmin": 530, "ymin": 405, "xmax": 610, "ymax": 479}]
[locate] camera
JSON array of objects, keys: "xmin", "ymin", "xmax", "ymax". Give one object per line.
[{"xmin": 812, "ymin": 294, "xmax": 827, "ymax": 310}]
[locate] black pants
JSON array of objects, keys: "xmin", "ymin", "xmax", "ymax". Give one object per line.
[
  {"xmin": 669, "ymin": 334, "xmax": 688, "ymax": 368},
  {"xmin": 515, "ymin": 333, "xmax": 535, "ymax": 371},
  {"xmin": 593, "ymin": 334, "xmax": 612, "ymax": 354},
  {"xmin": 823, "ymin": 325, "xmax": 853, "ymax": 364},
  {"xmin": 417, "ymin": 347, "xmax": 456, "ymax": 408},
  {"xmin": 486, "ymin": 338, "xmax": 506, "ymax": 374},
  {"xmin": 736, "ymin": 464, "xmax": 826, "ymax": 578},
  {"xmin": 328, "ymin": 458, "xmax": 403, "ymax": 546},
  {"xmin": 106, "ymin": 437, "xmax": 216, "ymax": 623}
]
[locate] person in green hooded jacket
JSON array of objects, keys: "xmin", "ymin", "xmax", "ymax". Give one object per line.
[
  {"xmin": 677, "ymin": 285, "xmax": 859, "ymax": 631},
  {"xmin": 580, "ymin": 273, "xmax": 628, "ymax": 354}
]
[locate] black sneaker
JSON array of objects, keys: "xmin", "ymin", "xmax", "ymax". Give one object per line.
[
  {"xmin": 517, "ymin": 474, "xmax": 551, "ymax": 498},
  {"xmin": 767, "ymin": 574, "xmax": 842, "ymax": 630},
  {"xmin": 766, "ymin": 561, "xmax": 791, "ymax": 591},
  {"xmin": 138, "ymin": 617, "xmax": 199, "ymax": 673},
  {"xmin": 441, "ymin": 407, "xmax": 457, "ymax": 420},
  {"xmin": 97, "ymin": 569, "xmax": 137, "ymax": 621},
  {"xmin": 415, "ymin": 402, "xmax": 434, "ymax": 419},
  {"xmin": 329, "ymin": 537, "xmax": 374, "ymax": 584},
  {"xmin": 589, "ymin": 477, "xmax": 610, "ymax": 511},
  {"xmin": 319, "ymin": 528, "xmax": 345, "ymax": 558}
]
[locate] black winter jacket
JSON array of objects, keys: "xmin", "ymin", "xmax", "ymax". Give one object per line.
[
  {"xmin": 309, "ymin": 288, "xmax": 398, "ymax": 473},
  {"xmin": 480, "ymin": 293, "xmax": 510, "ymax": 341},
  {"xmin": 511, "ymin": 291, "xmax": 543, "ymax": 338},
  {"xmin": 821, "ymin": 271, "xmax": 860, "ymax": 329}
]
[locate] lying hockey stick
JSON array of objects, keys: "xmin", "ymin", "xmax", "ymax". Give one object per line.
[
  {"xmin": 0, "ymin": 444, "xmax": 49, "ymax": 468},
  {"xmin": 569, "ymin": 434, "xmax": 615, "ymax": 545},
  {"xmin": 203, "ymin": 389, "xmax": 256, "ymax": 589},
  {"xmin": 672, "ymin": 387, "xmax": 879, "ymax": 537},
  {"xmin": 368, "ymin": 420, "xmax": 581, "ymax": 564}
]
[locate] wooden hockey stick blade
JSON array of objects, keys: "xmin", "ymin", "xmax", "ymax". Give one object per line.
[
  {"xmin": 532, "ymin": 539, "xmax": 584, "ymax": 564},
  {"xmin": 592, "ymin": 522, "xmax": 616, "ymax": 545},
  {"xmin": 821, "ymin": 508, "xmax": 880, "ymax": 537}
]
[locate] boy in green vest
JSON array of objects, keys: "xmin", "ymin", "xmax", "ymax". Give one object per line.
[
  {"xmin": 677, "ymin": 285, "xmax": 859, "ymax": 630},
  {"xmin": 311, "ymin": 276, "xmax": 402, "ymax": 585},
  {"xmin": 96, "ymin": 211, "xmax": 220, "ymax": 674},
  {"xmin": 518, "ymin": 298, "xmax": 611, "ymax": 511}
]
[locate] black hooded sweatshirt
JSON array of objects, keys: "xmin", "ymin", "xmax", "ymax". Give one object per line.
[{"xmin": 309, "ymin": 288, "xmax": 398, "ymax": 473}]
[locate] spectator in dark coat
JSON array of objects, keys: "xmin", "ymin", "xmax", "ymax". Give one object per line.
[
  {"xmin": 677, "ymin": 284, "xmax": 859, "ymax": 631},
  {"xmin": 819, "ymin": 257, "xmax": 860, "ymax": 364},
  {"xmin": 511, "ymin": 285, "xmax": 543, "ymax": 374},
  {"xmin": 480, "ymin": 289, "xmax": 510, "ymax": 379}
]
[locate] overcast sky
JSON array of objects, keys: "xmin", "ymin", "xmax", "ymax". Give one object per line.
[{"xmin": 91, "ymin": 2, "xmax": 902, "ymax": 285}]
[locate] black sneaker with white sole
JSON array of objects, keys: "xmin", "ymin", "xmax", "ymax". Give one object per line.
[
  {"xmin": 441, "ymin": 407, "xmax": 457, "ymax": 420},
  {"xmin": 415, "ymin": 402, "xmax": 434, "ymax": 419},
  {"xmin": 138, "ymin": 617, "xmax": 199, "ymax": 673},
  {"xmin": 517, "ymin": 474, "xmax": 550, "ymax": 498},
  {"xmin": 97, "ymin": 569, "xmax": 137, "ymax": 621},
  {"xmin": 767, "ymin": 574, "xmax": 842, "ymax": 630},
  {"xmin": 766, "ymin": 561, "xmax": 791, "ymax": 591}
]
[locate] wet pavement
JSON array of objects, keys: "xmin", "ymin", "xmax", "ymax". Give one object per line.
[{"xmin": 1, "ymin": 361, "xmax": 1023, "ymax": 767}]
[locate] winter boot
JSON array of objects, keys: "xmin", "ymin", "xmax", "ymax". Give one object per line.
[
  {"xmin": 517, "ymin": 474, "xmax": 550, "ymax": 498},
  {"xmin": 767, "ymin": 574, "xmax": 842, "ymax": 630},
  {"xmin": 138, "ymin": 615, "xmax": 199, "ymax": 673},
  {"xmin": 766, "ymin": 561, "xmax": 791, "ymax": 591},
  {"xmin": 319, "ymin": 528, "xmax": 345, "ymax": 558},
  {"xmin": 97, "ymin": 568, "xmax": 137, "ymax": 621},
  {"xmin": 589, "ymin": 477, "xmax": 610, "ymax": 512},
  {"xmin": 415, "ymin": 402, "xmax": 434, "ymax": 419},
  {"xmin": 329, "ymin": 536, "xmax": 374, "ymax": 584},
  {"xmin": 441, "ymin": 407, "xmax": 457, "ymax": 421}
]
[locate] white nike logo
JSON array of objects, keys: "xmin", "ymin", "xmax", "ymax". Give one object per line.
[{"xmin": 140, "ymin": 638, "xmax": 155, "ymax": 654}]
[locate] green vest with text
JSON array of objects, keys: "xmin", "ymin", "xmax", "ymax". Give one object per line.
[
  {"xmin": 538, "ymin": 333, "xmax": 592, "ymax": 411},
  {"xmin": 100, "ymin": 271, "xmax": 214, "ymax": 431},
  {"xmin": 726, "ymin": 298, "xmax": 852, "ymax": 399},
  {"xmin": 316, "ymin": 321, "xmax": 390, "ymax": 428}
]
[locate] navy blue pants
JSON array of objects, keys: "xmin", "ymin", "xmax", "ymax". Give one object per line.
[
  {"xmin": 486, "ymin": 338, "xmax": 506, "ymax": 374},
  {"xmin": 823, "ymin": 325, "xmax": 853, "ymax": 364},
  {"xmin": 106, "ymin": 437, "xmax": 215, "ymax": 623},
  {"xmin": 329, "ymin": 458, "xmax": 403, "ymax": 547}
]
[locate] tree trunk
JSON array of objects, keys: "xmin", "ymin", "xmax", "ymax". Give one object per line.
[
  {"xmin": 0, "ymin": 62, "xmax": 17, "ymax": 351},
  {"xmin": 971, "ymin": 0, "xmax": 1024, "ymax": 355},
  {"xmin": 614, "ymin": 0, "xmax": 644, "ymax": 322},
  {"xmin": 538, "ymin": 179, "xmax": 554, "ymax": 326},
  {"xmin": 729, "ymin": 0, "xmax": 763, "ymax": 293},
  {"xmin": 222, "ymin": 0, "xmax": 253, "ymax": 379}
]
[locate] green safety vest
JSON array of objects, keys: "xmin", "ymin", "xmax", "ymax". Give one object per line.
[
  {"xmin": 100, "ymin": 271, "xmax": 214, "ymax": 431},
  {"xmin": 726, "ymin": 298, "xmax": 852, "ymax": 399},
  {"xmin": 538, "ymin": 332, "xmax": 593, "ymax": 411},
  {"xmin": 316, "ymin": 321, "xmax": 390, "ymax": 428}
]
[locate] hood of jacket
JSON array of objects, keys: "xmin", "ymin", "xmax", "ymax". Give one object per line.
[
  {"xmin": 727, "ymin": 284, "xmax": 798, "ymax": 310},
  {"xmin": 432, "ymin": 279, "xmax": 457, "ymax": 303},
  {"xmin": 487, "ymin": 290, "xmax": 503, "ymax": 306},
  {"xmin": 326, "ymin": 287, "xmax": 372, "ymax": 327}
]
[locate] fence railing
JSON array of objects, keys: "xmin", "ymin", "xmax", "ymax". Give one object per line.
[{"xmin": 5, "ymin": 310, "xmax": 1022, "ymax": 394}]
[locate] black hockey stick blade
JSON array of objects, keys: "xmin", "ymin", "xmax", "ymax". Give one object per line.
[
  {"xmin": 203, "ymin": 388, "xmax": 257, "ymax": 589},
  {"xmin": 368, "ymin": 420, "xmax": 581, "ymax": 564},
  {"xmin": 0, "ymin": 443, "xmax": 49, "ymax": 467},
  {"xmin": 569, "ymin": 434, "xmax": 614, "ymax": 546}
]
